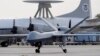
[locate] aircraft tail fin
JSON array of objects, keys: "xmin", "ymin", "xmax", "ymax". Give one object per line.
[{"xmin": 58, "ymin": 0, "xmax": 91, "ymax": 18}]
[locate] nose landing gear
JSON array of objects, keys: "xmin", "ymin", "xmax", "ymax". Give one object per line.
[
  {"xmin": 35, "ymin": 41, "xmax": 42, "ymax": 53},
  {"xmin": 35, "ymin": 49, "xmax": 40, "ymax": 53}
]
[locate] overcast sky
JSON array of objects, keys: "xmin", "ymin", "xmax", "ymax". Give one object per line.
[{"xmin": 0, "ymin": 0, "xmax": 99, "ymax": 19}]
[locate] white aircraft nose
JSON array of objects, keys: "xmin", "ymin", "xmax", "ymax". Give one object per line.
[{"xmin": 27, "ymin": 31, "xmax": 41, "ymax": 40}]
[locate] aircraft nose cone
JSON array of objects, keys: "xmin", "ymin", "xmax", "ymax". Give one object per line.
[{"xmin": 27, "ymin": 31, "xmax": 40, "ymax": 40}]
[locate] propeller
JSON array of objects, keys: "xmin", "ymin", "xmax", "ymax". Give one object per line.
[
  {"xmin": 27, "ymin": 17, "xmax": 34, "ymax": 31},
  {"xmin": 11, "ymin": 19, "xmax": 17, "ymax": 34},
  {"xmin": 65, "ymin": 16, "xmax": 89, "ymax": 33},
  {"xmin": 68, "ymin": 19, "xmax": 71, "ymax": 28}
]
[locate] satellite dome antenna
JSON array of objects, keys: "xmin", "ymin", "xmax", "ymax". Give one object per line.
[{"xmin": 24, "ymin": 0, "xmax": 63, "ymax": 18}]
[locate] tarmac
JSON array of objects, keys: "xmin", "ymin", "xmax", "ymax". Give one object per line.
[{"xmin": 0, "ymin": 45, "xmax": 99, "ymax": 56}]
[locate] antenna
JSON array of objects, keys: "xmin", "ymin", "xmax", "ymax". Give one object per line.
[{"xmin": 24, "ymin": 0, "xmax": 63, "ymax": 18}]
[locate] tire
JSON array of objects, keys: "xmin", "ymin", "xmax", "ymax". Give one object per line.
[
  {"xmin": 63, "ymin": 49, "xmax": 67, "ymax": 53},
  {"xmin": 35, "ymin": 49, "xmax": 40, "ymax": 53},
  {"xmin": 1, "ymin": 41, "xmax": 9, "ymax": 47}
]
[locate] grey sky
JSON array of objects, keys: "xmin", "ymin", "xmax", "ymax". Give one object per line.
[{"xmin": 0, "ymin": 0, "xmax": 99, "ymax": 19}]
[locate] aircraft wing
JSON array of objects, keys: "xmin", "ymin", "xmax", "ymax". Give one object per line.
[
  {"xmin": 0, "ymin": 34, "xmax": 28, "ymax": 37},
  {"xmin": 53, "ymin": 34, "xmax": 100, "ymax": 37}
]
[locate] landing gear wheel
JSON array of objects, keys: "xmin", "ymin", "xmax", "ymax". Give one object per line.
[
  {"xmin": 1, "ymin": 41, "xmax": 9, "ymax": 47},
  {"xmin": 35, "ymin": 49, "xmax": 40, "ymax": 53},
  {"xmin": 63, "ymin": 49, "xmax": 67, "ymax": 53}
]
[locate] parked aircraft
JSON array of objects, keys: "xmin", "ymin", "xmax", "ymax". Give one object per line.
[
  {"xmin": 0, "ymin": 16, "xmax": 89, "ymax": 53},
  {"xmin": 0, "ymin": 0, "xmax": 92, "ymax": 53}
]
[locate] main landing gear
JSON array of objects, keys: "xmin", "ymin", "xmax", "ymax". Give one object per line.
[
  {"xmin": 1, "ymin": 41, "xmax": 9, "ymax": 47},
  {"xmin": 59, "ymin": 44, "xmax": 67, "ymax": 53},
  {"xmin": 33, "ymin": 41, "xmax": 67, "ymax": 53},
  {"xmin": 63, "ymin": 49, "xmax": 67, "ymax": 53}
]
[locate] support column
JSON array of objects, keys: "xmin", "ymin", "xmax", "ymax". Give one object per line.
[{"xmin": 34, "ymin": 3, "xmax": 53, "ymax": 19}]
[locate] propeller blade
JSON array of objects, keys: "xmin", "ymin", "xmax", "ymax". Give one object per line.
[
  {"xmin": 13, "ymin": 19, "xmax": 15, "ymax": 27},
  {"xmin": 69, "ymin": 19, "xmax": 71, "ymax": 28},
  {"xmin": 11, "ymin": 19, "xmax": 17, "ymax": 34},
  {"xmin": 27, "ymin": 17, "xmax": 34, "ymax": 31},
  {"xmin": 29, "ymin": 17, "xmax": 32, "ymax": 24}
]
